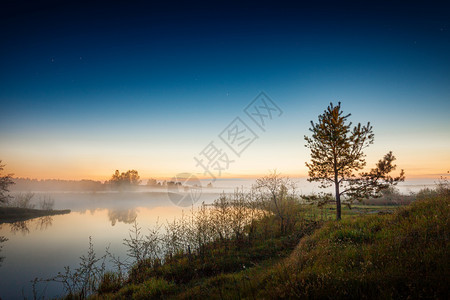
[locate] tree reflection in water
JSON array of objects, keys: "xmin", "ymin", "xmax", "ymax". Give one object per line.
[
  {"xmin": 35, "ymin": 215, "xmax": 53, "ymax": 230},
  {"xmin": 10, "ymin": 220, "xmax": 30, "ymax": 235},
  {"xmin": 0, "ymin": 234, "xmax": 6, "ymax": 267},
  {"xmin": 108, "ymin": 208, "xmax": 137, "ymax": 226},
  {"xmin": 0, "ymin": 216, "xmax": 55, "ymax": 267},
  {"xmin": 9, "ymin": 215, "xmax": 55, "ymax": 235}
]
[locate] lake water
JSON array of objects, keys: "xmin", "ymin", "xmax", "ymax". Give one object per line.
[{"xmin": 0, "ymin": 178, "xmax": 437, "ymax": 299}]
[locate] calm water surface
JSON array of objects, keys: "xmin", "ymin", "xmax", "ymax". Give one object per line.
[{"xmin": 0, "ymin": 190, "xmax": 223, "ymax": 299}]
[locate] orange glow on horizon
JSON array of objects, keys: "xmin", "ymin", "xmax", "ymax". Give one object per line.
[
  {"xmin": 3, "ymin": 146, "xmax": 448, "ymax": 182},
  {"xmin": 6, "ymin": 169, "xmax": 448, "ymax": 182}
]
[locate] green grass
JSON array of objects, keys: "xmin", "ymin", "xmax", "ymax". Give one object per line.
[
  {"xmin": 91, "ymin": 194, "xmax": 448, "ymax": 299},
  {"xmin": 297, "ymin": 203, "xmax": 397, "ymax": 220},
  {"xmin": 93, "ymin": 218, "xmax": 322, "ymax": 299},
  {"xmin": 262, "ymin": 194, "xmax": 449, "ymax": 299}
]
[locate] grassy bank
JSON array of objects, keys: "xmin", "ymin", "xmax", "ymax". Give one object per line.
[
  {"xmin": 263, "ymin": 193, "xmax": 449, "ymax": 299},
  {"xmin": 0, "ymin": 207, "xmax": 71, "ymax": 223}
]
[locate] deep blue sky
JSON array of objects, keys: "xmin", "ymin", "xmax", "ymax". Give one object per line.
[{"xmin": 1, "ymin": 0, "xmax": 449, "ymax": 179}]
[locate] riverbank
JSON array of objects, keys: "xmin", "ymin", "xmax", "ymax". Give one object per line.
[{"xmin": 0, "ymin": 207, "xmax": 71, "ymax": 223}]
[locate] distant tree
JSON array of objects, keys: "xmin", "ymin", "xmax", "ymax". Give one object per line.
[
  {"xmin": 111, "ymin": 170, "xmax": 121, "ymax": 183},
  {"xmin": 0, "ymin": 160, "xmax": 14, "ymax": 204},
  {"xmin": 305, "ymin": 102, "xmax": 405, "ymax": 220},
  {"xmin": 124, "ymin": 170, "xmax": 141, "ymax": 185},
  {"xmin": 146, "ymin": 178, "xmax": 158, "ymax": 186},
  {"xmin": 109, "ymin": 169, "xmax": 141, "ymax": 188}
]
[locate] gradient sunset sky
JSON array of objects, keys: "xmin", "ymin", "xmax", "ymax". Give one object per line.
[{"xmin": 1, "ymin": 1, "xmax": 449, "ymax": 180}]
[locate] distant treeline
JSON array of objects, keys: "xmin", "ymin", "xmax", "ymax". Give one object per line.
[
  {"xmin": 11, "ymin": 177, "xmax": 175, "ymax": 191},
  {"xmin": 11, "ymin": 178, "xmax": 105, "ymax": 191}
]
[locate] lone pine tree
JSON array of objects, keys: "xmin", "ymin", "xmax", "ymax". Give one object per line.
[{"xmin": 305, "ymin": 102, "xmax": 404, "ymax": 220}]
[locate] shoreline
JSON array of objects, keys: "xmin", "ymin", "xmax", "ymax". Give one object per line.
[{"xmin": 0, "ymin": 207, "xmax": 71, "ymax": 224}]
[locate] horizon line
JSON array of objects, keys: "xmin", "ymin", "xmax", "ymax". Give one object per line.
[{"xmin": 11, "ymin": 173, "xmax": 447, "ymax": 182}]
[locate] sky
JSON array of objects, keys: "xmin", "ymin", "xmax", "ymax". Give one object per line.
[{"xmin": 0, "ymin": 0, "xmax": 449, "ymax": 181}]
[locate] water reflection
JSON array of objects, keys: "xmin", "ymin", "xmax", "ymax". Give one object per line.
[
  {"xmin": 35, "ymin": 215, "xmax": 53, "ymax": 231},
  {"xmin": 108, "ymin": 208, "xmax": 137, "ymax": 226},
  {"xmin": 0, "ymin": 194, "xmax": 209, "ymax": 299},
  {"xmin": 8, "ymin": 215, "xmax": 55, "ymax": 235},
  {"xmin": 4, "ymin": 208, "xmax": 146, "ymax": 234},
  {"xmin": 10, "ymin": 221, "xmax": 30, "ymax": 235},
  {"xmin": 0, "ymin": 234, "xmax": 6, "ymax": 267},
  {"xmin": 0, "ymin": 215, "xmax": 56, "ymax": 270}
]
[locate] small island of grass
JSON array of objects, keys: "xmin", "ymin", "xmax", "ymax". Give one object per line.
[{"xmin": 0, "ymin": 206, "xmax": 71, "ymax": 224}]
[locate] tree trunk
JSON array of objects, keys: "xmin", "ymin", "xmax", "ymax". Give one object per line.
[{"xmin": 334, "ymin": 175, "xmax": 341, "ymax": 220}]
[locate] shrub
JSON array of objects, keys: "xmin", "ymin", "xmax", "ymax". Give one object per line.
[
  {"xmin": 98, "ymin": 272, "xmax": 122, "ymax": 294},
  {"xmin": 11, "ymin": 192, "xmax": 35, "ymax": 208}
]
